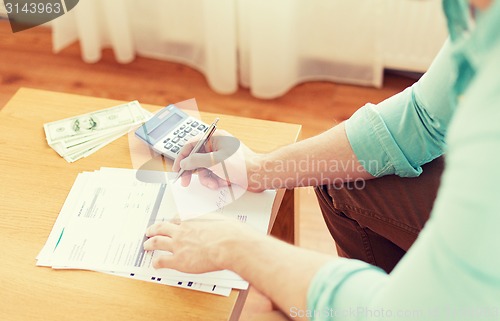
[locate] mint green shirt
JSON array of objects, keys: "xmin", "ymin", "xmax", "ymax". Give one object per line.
[{"xmin": 307, "ymin": 1, "xmax": 500, "ymax": 320}]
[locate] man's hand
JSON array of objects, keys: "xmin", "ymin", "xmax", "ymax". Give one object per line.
[
  {"xmin": 143, "ymin": 215, "xmax": 261, "ymax": 274},
  {"xmin": 143, "ymin": 214, "xmax": 333, "ymax": 319},
  {"xmin": 172, "ymin": 130, "xmax": 265, "ymax": 192}
]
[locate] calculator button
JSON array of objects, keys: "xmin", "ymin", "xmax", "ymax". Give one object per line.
[
  {"xmin": 178, "ymin": 132, "xmax": 186, "ymax": 138},
  {"xmin": 163, "ymin": 138, "xmax": 171, "ymax": 143},
  {"xmin": 197, "ymin": 124, "xmax": 206, "ymax": 131},
  {"xmin": 164, "ymin": 143, "xmax": 173, "ymax": 149},
  {"xmin": 180, "ymin": 125, "xmax": 186, "ymax": 130},
  {"xmin": 191, "ymin": 121, "xmax": 199, "ymax": 127},
  {"xmin": 172, "ymin": 137, "xmax": 180, "ymax": 143},
  {"xmin": 186, "ymin": 120, "xmax": 192, "ymax": 124},
  {"xmin": 173, "ymin": 130, "xmax": 179, "ymax": 135},
  {"xmin": 171, "ymin": 146, "xmax": 180, "ymax": 153},
  {"xmin": 184, "ymin": 127, "xmax": 192, "ymax": 133},
  {"xmin": 178, "ymin": 142, "xmax": 185, "ymax": 147},
  {"xmin": 191, "ymin": 130, "xmax": 199, "ymax": 136}
]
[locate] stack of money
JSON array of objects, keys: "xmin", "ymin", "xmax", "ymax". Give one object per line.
[{"xmin": 44, "ymin": 101, "xmax": 152, "ymax": 163}]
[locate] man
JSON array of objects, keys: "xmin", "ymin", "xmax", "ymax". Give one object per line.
[{"xmin": 143, "ymin": 0, "xmax": 500, "ymax": 319}]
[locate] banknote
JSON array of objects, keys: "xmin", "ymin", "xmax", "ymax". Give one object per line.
[
  {"xmin": 50, "ymin": 127, "xmax": 129, "ymax": 157},
  {"xmin": 44, "ymin": 101, "xmax": 149, "ymax": 144},
  {"xmin": 62, "ymin": 133, "xmax": 126, "ymax": 163},
  {"xmin": 44, "ymin": 101, "xmax": 152, "ymax": 162}
]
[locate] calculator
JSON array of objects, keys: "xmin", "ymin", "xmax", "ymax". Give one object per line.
[{"xmin": 135, "ymin": 105, "xmax": 209, "ymax": 160}]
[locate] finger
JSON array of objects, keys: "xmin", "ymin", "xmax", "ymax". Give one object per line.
[
  {"xmin": 180, "ymin": 171, "xmax": 193, "ymax": 187},
  {"xmin": 198, "ymin": 168, "xmax": 220, "ymax": 189},
  {"xmin": 172, "ymin": 136, "xmax": 203, "ymax": 172},
  {"xmin": 143, "ymin": 235, "xmax": 173, "ymax": 252},
  {"xmin": 198, "ymin": 168, "xmax": 229, "ymax": 189},
  {"xmin": 172, "ymin": 147, "xmax": 192, "ymax": 172},
  {"xmin": 177, "ymin": 152, "xmax": 215, "ymax": 189},
  {"xmin": 179, "ymin": 152, "xmax": 215, "ymax": 171},
  {"xmin": 152, "ymin": 254, "xmax": 176, "ymax": 269},
  {"xmin": 146, "ymin": 222, "xmax": 179, "ymax": 237}
]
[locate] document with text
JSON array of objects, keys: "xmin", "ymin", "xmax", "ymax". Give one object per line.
[{"xmin": 37, "ymin": 167, "xmax": 276, "ymax": 295}]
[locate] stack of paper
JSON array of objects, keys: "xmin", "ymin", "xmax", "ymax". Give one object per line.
[
  {"xmin": 37, "ymin": 168, "xmax": 277, "ymax": 296},
  {"xmin": 43, "ymin": 101, "xmax": 152, "ymax": 163}
]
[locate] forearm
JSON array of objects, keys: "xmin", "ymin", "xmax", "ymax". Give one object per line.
[
  {"xmin": 248, "ymin": 122, "xmax": 374, "ymax": 190},
  {"xmin": 216, "ymin": 233, "xmax": 332, "ymax": 320}
]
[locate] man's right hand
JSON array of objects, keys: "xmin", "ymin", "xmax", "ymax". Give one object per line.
[{"xmin": 172, "ymin": 130, "xmax": 265, "ymax": 192}]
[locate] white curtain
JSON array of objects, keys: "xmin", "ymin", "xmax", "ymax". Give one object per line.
[{"xmin": 52, "ymin": 0, "xmax": 446, "ymax": 99}]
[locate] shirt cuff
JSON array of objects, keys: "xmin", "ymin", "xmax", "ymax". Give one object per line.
[
  {"xmin": 307, "ymin": 258, "xmax": 388, "ymax": 321},
  {"xmin": 345, "ymin": 104, "xmax": 423, "ymax": 177}
]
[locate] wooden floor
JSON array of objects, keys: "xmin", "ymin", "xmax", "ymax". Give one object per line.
[{"xmin": 0, "ymin": 20, "xmax": 415, "ymax": 320}]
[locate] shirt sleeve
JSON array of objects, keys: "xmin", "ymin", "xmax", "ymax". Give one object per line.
[
  {"xmin": 307, "ymin": 41, "xmax": 500, "ymax": 321},
  {"xmin": 345, "ymin": 40, "xmax": 456, "ymax": 177}
]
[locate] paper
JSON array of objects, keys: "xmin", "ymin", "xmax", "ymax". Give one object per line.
[
  {"xmin": 43, "ymin": 101, "xmax": 153, "ymax": 162},
  {"xmin": 37, "ymin": 167, "xmax": 277, "ymax": 295}
]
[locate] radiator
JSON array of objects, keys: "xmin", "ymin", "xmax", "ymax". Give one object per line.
[{"xmin": 380, "ymin": 0, "xmax": 448, "ymax": 72}]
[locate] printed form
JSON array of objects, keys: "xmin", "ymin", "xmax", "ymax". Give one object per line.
[{"xmin": 37, "ymin": 168, "xmax": 276, "ymax": 295}]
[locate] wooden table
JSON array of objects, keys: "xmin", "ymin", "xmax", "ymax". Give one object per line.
[{"xmin": 0, "ymin": 88, "xmax": 301, "ymax": 321}]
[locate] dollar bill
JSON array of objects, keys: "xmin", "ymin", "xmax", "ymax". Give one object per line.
[
  {"xmin": 50, "ymin": 127, "xmax": 129, "ymax": 157},
  {"xmin": 44, "ymin": 101, "xmax": 148, "ymax": 144},
  {"xmin": 44, "ymin": 101, "xmax": 153, "ymax": 162},
  {"xmin": 62, "ymin": 132, "xmax": 128, "ymax": 163}
]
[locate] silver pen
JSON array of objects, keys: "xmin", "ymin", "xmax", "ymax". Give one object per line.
[{"xmin": 173, "ymin": 117, "xmax": 219, "ymax": 183}]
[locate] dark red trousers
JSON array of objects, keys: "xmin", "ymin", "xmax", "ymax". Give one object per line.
[{"xmin": 315, "ymin": 157, "xmax": 444, "ymax": 273}]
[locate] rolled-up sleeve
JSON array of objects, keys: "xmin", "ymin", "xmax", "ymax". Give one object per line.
[
  {"xmin": 345, "ymin": 40, "xmax": 456, "ymax": 177},
  {"xmin": 307, "ymin": 45, "xmax": 500, "ymax": 321},
  {"xmin": 307, "ymin": 259, "xmax": 388, "ymax": 319},
  {"xmin": 307, "ymin": 18, "xmax": 500, "ymax": 318}
]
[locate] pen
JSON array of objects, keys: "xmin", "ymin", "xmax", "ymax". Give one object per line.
[{"xmin": 173, "ymin": 117, "xmax": 219, "ymax": 183}]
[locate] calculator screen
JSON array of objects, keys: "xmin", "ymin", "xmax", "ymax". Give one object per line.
[{"xmin": 148, "ymin": 113, "xmax": 183, "ymax": 140}]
